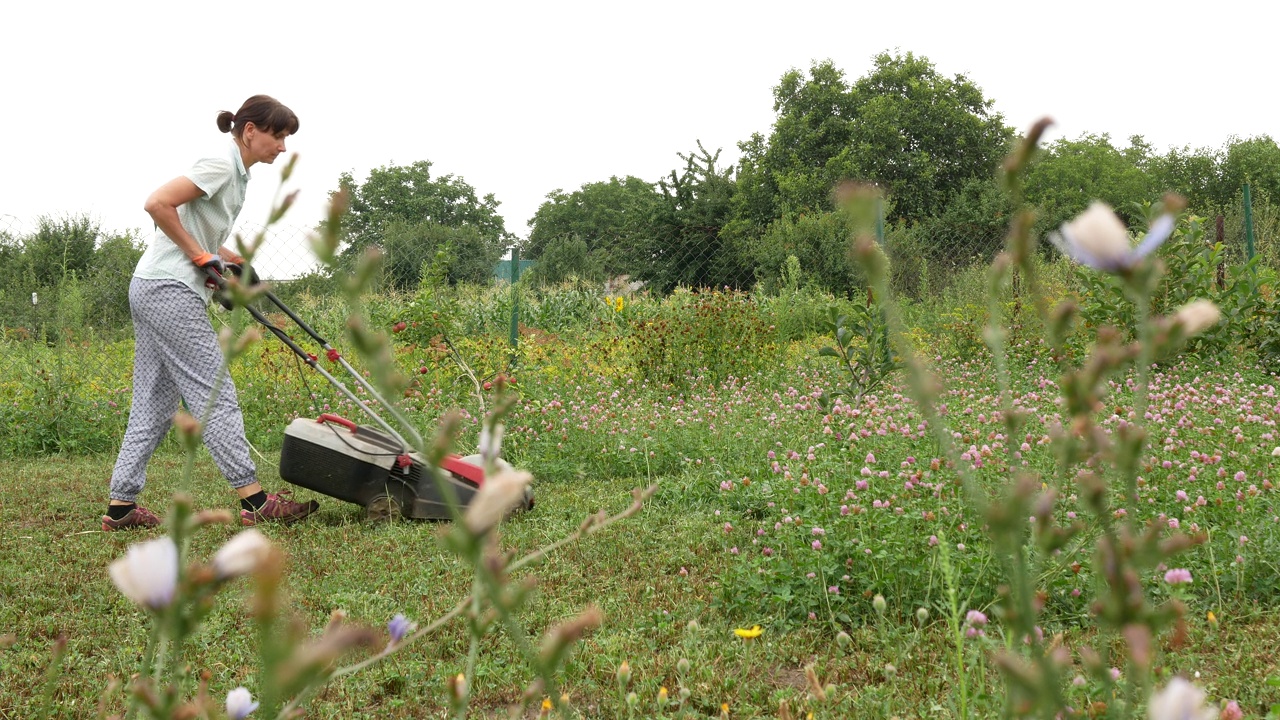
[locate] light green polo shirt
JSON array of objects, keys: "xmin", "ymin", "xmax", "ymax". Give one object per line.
[{"xmin": 134, "ymin": 138, "xmax": 250, "ymax": 302}]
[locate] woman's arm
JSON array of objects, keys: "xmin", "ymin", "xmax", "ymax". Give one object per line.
[{"xmin": 143, "ymin": 177, "xmax": 208, "ymax": 261}]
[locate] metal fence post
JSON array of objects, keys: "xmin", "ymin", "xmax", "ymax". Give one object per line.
[
  {"xmin": 508, "ymin": 248, "xmax": 520, "ymax": 368},
  {"xmin": 875, "ymin": 197, "xmax": 885, "ymax": 246},
  {"xmin": 1244, "ymin": 183, "xmax": 1256, "ymax": 262},
  {"xmin": 1215, "ymin": 215, "xmax": 1225, "ymax": 290}
]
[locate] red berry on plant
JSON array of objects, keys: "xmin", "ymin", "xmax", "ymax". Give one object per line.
[{"xmin": 392, "ymin": 322, "xmax": 407, "ymax": 333}]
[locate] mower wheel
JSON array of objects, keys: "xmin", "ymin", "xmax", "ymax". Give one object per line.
[{"xmin": 366, "ymin": 494, "xmax": 403, "ymax": 523}]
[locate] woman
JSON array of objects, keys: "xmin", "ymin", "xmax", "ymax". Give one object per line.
[{"xmin": 103, "ymin": 95, "xmax": 319, "ymax": 530}]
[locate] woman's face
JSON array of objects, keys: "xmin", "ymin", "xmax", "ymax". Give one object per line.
[{"xmin": 242, "ymin": 124, "xmax": 289, "ymax": 165}]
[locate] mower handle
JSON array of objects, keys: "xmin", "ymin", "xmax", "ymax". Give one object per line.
[
  {"xmin": 316, "ymin": 413, "xmax": 358, "ymax": 433},
  {"xmin": 199, "ymin": 264, "xmax": 416, "ymax": 452}
]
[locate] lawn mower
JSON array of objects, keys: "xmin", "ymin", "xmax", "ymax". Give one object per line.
[{"xmin": 206, "ymin": 265, "xmax": 534, "ymax": 522}]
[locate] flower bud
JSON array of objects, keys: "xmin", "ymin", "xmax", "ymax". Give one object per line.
[
  {"xmin": 450, "ymin": 673, "xmax": 468, "ymax": 703},
  {"xmin": 676, "ymin": 658, "xmax": 691, "ymax": 675},
  {"xmin": 173, "ymin": 411, "xmax": 203, "ymax": 452},
  {"xmin": 192, "ymin": 509, "xmax": 234, "ymax": 527},
  {"xmin": 1172, "ymin": 300, "xmax": 1221, "ymax": 336},
  {"xmin": 463, "ymin": 468, "xmax": 533, "ymax": 537},
  {"xmin": 211, "ymin": 529, "xmax": 273, "ymax": 579},
  {"xmin": 835, "ymin": 631, "xmax": 852, "ymax": 649},
  {"xmin": 616, "ymin": 661, "xmax": 632, "ymax": 689},
  {"xmin": 916, "ymin": 607, "xmax": 930, "ymax": 624},
  {"xmin": 872, "ymin": 594, "xmax": 887, "ymax": 614},
  {"xmin": 884, "ymin": 663, "xmax": 897, "ymax": 679}
]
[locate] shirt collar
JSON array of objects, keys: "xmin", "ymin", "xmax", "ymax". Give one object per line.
[{"xmin": 229, "ymin": 137, "xmax": 251, "ymax": 180}]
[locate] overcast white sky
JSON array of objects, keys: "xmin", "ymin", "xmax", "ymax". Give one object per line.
[{"xmin": 2, "ymin": 0, "xmax": 1275, "ymax": 274}]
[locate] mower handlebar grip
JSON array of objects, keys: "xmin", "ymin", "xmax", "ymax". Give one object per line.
[{"xmin": 316, "ymin": 413, "xmax": 359, "ymax": 433}]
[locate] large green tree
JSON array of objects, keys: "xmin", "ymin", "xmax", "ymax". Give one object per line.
[
  {"xmin": 842, "ymin": 52, "xmax": 1014, "ymax": 224},
  {"xmin": 729, "ymin": 53, "xmax": 1013, "ymax": 236},
  {"xmin": 329, "ymin": 161, "xmax": 511, "ymax": 276},
  {"xmin": 524, "ymin": 175, "xmax": 663, "ymax": 277},
  {"xmin": 724, "ymin": 53, "xmax": 1013, "ymax": 293}
]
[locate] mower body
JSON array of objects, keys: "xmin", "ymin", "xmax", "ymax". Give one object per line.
[{"xmin": 279, "ymin": 415, "xmax": 530, "ymax": 521}]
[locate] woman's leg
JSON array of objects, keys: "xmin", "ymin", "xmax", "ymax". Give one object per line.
[
  {"xmin": 109, "ymin": 279, "xmax": 182, "ymax": 503},
  {"xmin": 138, "ymin": 281, "xmax": 259, "ymax": 492}
]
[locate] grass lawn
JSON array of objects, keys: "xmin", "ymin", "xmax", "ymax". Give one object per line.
[{"xmin": 2, "ymin": 441, "xmax": 1278, "ymax": 718}]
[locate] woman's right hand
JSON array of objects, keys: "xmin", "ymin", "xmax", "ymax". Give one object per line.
[{"xmin": 192, "ymin": 252, "xmax": 226, "ymax": 273}]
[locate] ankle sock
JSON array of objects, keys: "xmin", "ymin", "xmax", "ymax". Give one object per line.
[
  {"xmin": 107, "ymin": 503, "xmax": 136, "ymax": 521},
  {"xmin": 241, "ymin": 491, "xmax": 268, "ymax": 512}
]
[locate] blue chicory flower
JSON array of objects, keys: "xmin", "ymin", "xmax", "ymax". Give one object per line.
[
  {"xmin": 1050, "ymin": 201, "xmax": 1174, "ymax": 272},
  {"xmin": 388, "ymin": 613, "xmax": 415, "ymax": 643}
]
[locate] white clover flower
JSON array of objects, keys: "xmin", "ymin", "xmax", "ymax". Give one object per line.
[
  {"xmin": 1172, "ymin": 300, "xmax": 1221, "ymax": 336},
  {"xmin": 211, "ymin": 529, "xmax": 273, "ymax": 579},
  {"xmin": 1050, "ymin": 202, "xmax": 1174, "ymax": 272},
  {"xmin": 463, "ymin": 467, "xmax": 533, "ymax": 537},
  {"xmin": 1148, "ymin": 677, "xmax": 1217, "ymax": 720},
  {"xmin": 225, "ymin": 687, "xmax": 259, "ymax": 719},
  {"xmin": 108, "ymin": 536, "xmax": 178, "ymax": 610}
]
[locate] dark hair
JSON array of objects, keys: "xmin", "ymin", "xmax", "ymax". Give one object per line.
[{"xmin": 215, "ymin": 95, "xmax": 300, "ymax": 137}]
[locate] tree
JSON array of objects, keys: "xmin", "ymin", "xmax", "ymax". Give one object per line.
[
  {"xmin": 22, "ymin": 214, "xmax": 100, "ymax": 287},
  {"xmin": 85, "ymin": 230, "xmax": 145, "ymax": 330},
  {"xmin": 328, "ymin": 161, "xmax": 511, "ymax": 270},
  {"xmin": 379, "ymin": 219, "xmax": 504, "ymax": 291},
  {"xmin": 525, "ymin": 175, "xmax": 663, "ymax": 277},
  {"xmin": 752, "ymin": 209, "xmax": 865, "ymax": 295},
  {"xmin": 1146, "ymin": 145, "xmax": 1223, "ymax": 214},
  {"xmin": 524, "ymin": 234, "xmax": 601, "ymax": 287},
  {"xmin": 1024, "ymin": 134, "xmax": 1155, "ymax": 232},
  {"xmin": 841, "ymin": 51, "xmax": 1014, "ymax": 224},
  {"xmin": 726, "ymin": 53, "xmax": 1013, "ymax": 255},
  {"xmin": 1218, "ymin": 135, "xmax": 1280, "ymax": 208},
  {"xmin": 636, "ymin": 142, "xmax": 746, "ymax": 292}
]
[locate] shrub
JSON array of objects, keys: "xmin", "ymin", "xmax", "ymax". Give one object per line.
[{"xmin": 626, "ymin": 287, "xmax": 777, "ymax": 388}]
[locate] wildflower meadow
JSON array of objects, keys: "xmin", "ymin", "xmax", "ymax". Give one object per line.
[{"xmin": 4, "ymin": 126, "xmax": 1280, "ymax": 720}]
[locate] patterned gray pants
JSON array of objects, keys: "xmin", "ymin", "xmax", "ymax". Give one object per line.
[{"xmin": 109, "ymin": 278, "xmax": 256, "ymax": 502}]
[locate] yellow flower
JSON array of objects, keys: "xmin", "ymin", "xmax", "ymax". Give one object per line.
[
  {"xmin": 1207, "ymin": 610, "xmax": 1218, "ymax": 627},
  {"xmin": 541, "ymin": 698, "xmax": 552, "ymax": 710},
  {"xmin": 721, "ymin": 702, "xmax": 731, "ymax": 717},
  {"xmin": 734, "ymin": 625, "xmax": 763, "ymax": 639}
]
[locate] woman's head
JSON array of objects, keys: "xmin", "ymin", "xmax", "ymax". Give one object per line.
[
  {"xmin": 216, "ymin": 95, "xmax": 299, "ymax": 137},
  {"xmin": 217, "ymin": 95, "xmax": 299, "ymax": 166}
]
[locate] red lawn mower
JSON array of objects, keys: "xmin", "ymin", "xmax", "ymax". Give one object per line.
[{"xmin": 207, "ymin": 265, "xmax": 534, "ymax": 522}]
